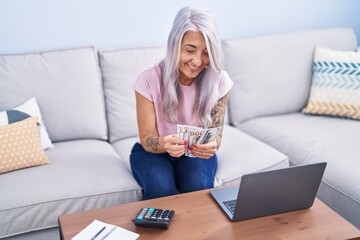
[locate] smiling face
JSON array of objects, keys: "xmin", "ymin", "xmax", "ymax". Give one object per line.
[{"xmin": 178, "ymin": 30, "xmax": 210, "ymax": 85}]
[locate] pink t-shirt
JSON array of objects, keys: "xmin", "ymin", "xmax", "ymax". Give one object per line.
[{"xmin": 132, "ymin": 64, "xmax": 233, "ymax": 137}]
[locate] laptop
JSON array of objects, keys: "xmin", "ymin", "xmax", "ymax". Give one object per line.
[{"xmin": 210, "ymin": 162, "xmax": 327, "ymax": 221}]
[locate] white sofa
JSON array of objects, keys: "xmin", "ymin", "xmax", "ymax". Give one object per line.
[
  {"xmin": 0, "ymin": 27, "xmax": 358, "ymax": 240},
  {"xmin": 222, "ymin": 27, "xmax": 360, "ymax": 230}
]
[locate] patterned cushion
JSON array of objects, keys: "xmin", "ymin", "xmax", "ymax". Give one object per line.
[
  {"xmin": 0, "ymin": 116, "xmax": 50, "ymax": 174},
  {"xmin": 302, "ymin": 47, "xmax": 360, "ymax": 120},
  {"xmin": 0, "ymin": 97, "xmax": 53, "ymax": 149}
]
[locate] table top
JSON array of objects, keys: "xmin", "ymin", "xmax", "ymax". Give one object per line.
[{"xmin": 59, "ymin": 187, "xmax": 360, "ymax": 240}]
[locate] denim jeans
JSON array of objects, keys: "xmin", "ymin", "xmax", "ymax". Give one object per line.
[{"xmin": 130, "ymin": 143, "xmax": 217, "ymax": 200}]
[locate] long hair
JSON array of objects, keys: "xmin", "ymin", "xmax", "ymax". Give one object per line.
[{"xmin": 161, "ymin": 7, "xmax": 223, "ymax": 127}]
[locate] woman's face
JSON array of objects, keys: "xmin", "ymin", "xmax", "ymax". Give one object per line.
[{"xmin": 178, "ymin": 30, "xmax": 209, "ymax": 84}]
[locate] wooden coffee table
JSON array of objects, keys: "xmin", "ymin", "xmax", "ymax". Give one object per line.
[{"xmin": 59, "ymin": 186, "xmax": 360, "ymax": 240}]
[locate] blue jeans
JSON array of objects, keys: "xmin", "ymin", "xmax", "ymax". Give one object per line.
[{"xmin": 130, "ymin": 143, "xmax": 217, "ymax": 200}]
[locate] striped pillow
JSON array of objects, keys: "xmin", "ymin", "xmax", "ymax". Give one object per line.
[{"xmin": 302, "ymin": 47, "xmax": 360, "ymax": 120}]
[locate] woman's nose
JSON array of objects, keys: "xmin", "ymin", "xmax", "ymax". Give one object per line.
[{"xmin": 192, "ymin": 54, "xmax": 202, "ymax": 66}]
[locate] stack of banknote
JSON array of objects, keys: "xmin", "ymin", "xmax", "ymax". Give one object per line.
[{"xmin": 177, "ymin": 124, "xmax": 222, "ymax": 157}]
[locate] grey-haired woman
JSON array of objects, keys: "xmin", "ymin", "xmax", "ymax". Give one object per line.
[{"xmin": 130, "ymin": 7, "xmax": 233, "ymax": 200}]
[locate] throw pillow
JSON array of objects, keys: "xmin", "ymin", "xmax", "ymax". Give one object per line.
[
  {"xmin": 0, "ymin": 116, "xmax": 50, "ymax": 174},
  {"xmin": 302, "ymin": 47, "xmax": 360, "ymax": 120},
  {"xmin": 0, "ymin": 97, "xmax": 53, "ymax": 149}
]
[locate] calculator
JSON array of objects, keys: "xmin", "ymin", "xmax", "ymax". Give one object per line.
[{"xmin": 132, "ymin": 208, "xmax": 175, "ymax": 229}]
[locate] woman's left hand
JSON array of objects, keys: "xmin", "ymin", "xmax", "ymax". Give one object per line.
[{"xmin": 190, "ymin": 140, "xmax": 217, "ymax": 159}]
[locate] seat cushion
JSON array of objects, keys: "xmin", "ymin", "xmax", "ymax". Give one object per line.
[
  {"xmin": 0, "ymin": 47, "xmax": 107, "ymax": 142},
  {"xmin": 112, "ymin": 124, "xmax": 289, "ymax": 188},
  {"xmin": 0, "ymin": 140, "xmax": 141, "ymax": 238},
  {"xmin": 215, "ymin": 125, "xmax": 289, "ymax": 186},
  {"xmin": 239, "ymin": 113, "xmax": 360, "ymax": 228},
  {"xmin": 223, "ymin": 28, "xmax": 358, "ymax": 125}
]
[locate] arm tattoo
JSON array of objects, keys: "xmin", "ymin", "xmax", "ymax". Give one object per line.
[
  {"xmin": 211, "ymin": 94, "xmax": 228, "ymax": 128},
  {"xmin": 210, "ymin": 94, "xmax": 229, "ymax": 139},
  {"xmin": 146, "ymin": 136, "xmax": 160, "ymax": 151}
]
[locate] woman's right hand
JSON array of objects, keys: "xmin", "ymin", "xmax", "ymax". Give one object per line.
[{"xmin": 163, "ymin": 134, "xmax": 187, "ymax": 157}]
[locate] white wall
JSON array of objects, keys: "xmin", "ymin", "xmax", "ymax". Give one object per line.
[{"xmin": 0, "ymin": 0, "xmax": 359, "ymax": 54}]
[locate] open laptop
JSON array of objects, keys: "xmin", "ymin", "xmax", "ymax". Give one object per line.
[{"xmin": 210, "ymin": 162, "xmax": 327, "ymax": 221}]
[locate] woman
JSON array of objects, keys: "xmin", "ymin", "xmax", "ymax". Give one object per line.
[{"xmin": 130, "ymin": 7, "xmax": 233, "ymax": 200}]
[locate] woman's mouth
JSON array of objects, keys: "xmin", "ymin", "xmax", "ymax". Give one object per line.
[{"xmin": 187, "ymin": 63, "xmax": 199, "ymax": 71}]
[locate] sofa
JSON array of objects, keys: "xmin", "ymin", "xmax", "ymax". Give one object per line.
[{"xmin": 0, "ymin": 27, "xmax": 358, "ymax": 240}]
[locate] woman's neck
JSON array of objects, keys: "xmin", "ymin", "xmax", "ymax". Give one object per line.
[{"xmin": 179, "ymin": 72, "xmax": 194, "ymax": 86}]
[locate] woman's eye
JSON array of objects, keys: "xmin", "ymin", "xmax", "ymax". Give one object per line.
[{"xmin": 187, "ymin": 50, "xmax": 196, "ymax": 54}]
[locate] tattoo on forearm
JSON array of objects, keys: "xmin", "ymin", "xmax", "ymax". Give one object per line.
[
  {"xmin": 146, "ymin": 136, "xmax": 160, "ymax": 151},
  {"xmin": 210, "ymin": 94, "xmax": 229, "ymax": 140},
  {"xmin": 211, "ymin": 94, "xmax": 228, "ymax": 128}
]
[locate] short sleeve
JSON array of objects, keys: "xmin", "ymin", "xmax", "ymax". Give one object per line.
[
  {"xmin": 132, "ymin": 68, "xmax": 156, "ymax": 102},
  {"xmin": 218, "ymin": 70, "xmax": 234, "ymax": 99}
]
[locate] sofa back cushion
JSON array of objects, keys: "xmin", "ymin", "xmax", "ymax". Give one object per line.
[
  {"xmin": 99, "ymin": 47, "xmax": 166, "ymax": 142},
  {"xmin": 0, "ymin": 47, "xmax": 108, "ymax": 142},
  {"xmin": 223, "ymin": 28, "xmax": 358, "ymax": 125}
]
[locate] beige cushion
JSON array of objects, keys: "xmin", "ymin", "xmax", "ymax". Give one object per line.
[
  {"xmin": 302, "ymin": 47, "xmax": 360, "ymax": 120},
  {"xmin": 0, "ymin": 116, "xmax": 50, "ymax": 174}
]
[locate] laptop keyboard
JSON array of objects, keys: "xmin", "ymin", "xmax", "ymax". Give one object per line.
[{"xmin": 223, "ymin": 199, "xmax": 236, "ymax": 214}]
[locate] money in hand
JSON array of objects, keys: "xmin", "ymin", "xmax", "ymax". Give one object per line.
[{"xmin": 177, "ymin": 124, "xmax": 222, "ymax": 157}]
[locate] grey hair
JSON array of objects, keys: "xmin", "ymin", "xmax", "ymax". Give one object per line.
[{"xmin": 160, "ymin": 7, "xmax": 223, "ymax": 127}]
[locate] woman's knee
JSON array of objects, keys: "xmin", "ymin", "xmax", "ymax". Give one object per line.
[
  {"xmin": 177, "ymin": 156, "xmax": 217, "ymax": 193},
  {"xmin": 180, "ymin": 174, "xmax": 214, "ymax": 193},
  {"xmin": 143, "ymin": 176, "xmax": 177, "ymax": 199}
]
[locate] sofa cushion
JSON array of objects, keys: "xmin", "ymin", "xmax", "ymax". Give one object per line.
[
  {"xmin": 1, "ymin": 228, "xmax": 58, "ymax": 240},
  {"xmin": 302, "ymin": 47, "xmax": 360, "ymax": 120},
  {"xmin": 239, "ymin": 113, "xmax": 360, "ymax": 228},
  {"xmin": 0, "ymin": 140, "xmax": 141, "ymax": 238},
  {"xmin": 215, "ymin": 124, "xmax": 289, "ymax": 186},
  {"xmin": 0, "ymin": 117, "xmax": 50, "ymax": 174},
  {"xmin": 99, "ymin": 47, "xmax": 166, "ymax": 142},
  {"xmin": 0, "ymin": 47, "xmax": 107, "ymax": 142},
  {"xmin": 223, "ymin": 28, "xmax": 358, "ymax": 125},
  {"xmin": 0, "ymin": 97, "xmax": 53, "ymax": 149},
  {"xmin": 112, "ymin": 124, "xmax": 289, "ymax": 187}
]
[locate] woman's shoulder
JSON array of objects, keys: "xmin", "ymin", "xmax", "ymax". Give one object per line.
[
  {"xmin": 133, "ymin": 63, "xmax": 162, "ymax": 93},
  {"xmin": 216, "ymin": 69, "xmax": 233, "ymax": 96},
  {"xmin": 218, "ymin": 69, "xmax": 230, "ymax": 80},
  {"xmin": 216, "ymin": 69, "xmax": 233, "ymax": 86},
  {"xmin": 137, "ymin": 63, "xmax": 162, "ymax": 81}
]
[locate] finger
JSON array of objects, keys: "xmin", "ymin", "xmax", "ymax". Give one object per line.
[
  {"xmin": 169, "ymin": 148, "xmax": 185, "ymax": 157},
  {"xmin": 191, "ymin": 149, "xmax": 210, "ymax": 159},
  {"xmin": 191, "ymin": 144, "xmax": 217, "ymax": 153},
  {"xmin": 168, "ymin": 143, "xmax": 187, "ymax": 152},
  {"xmin": 193, "ymin": 141, "xmax": 216, "ymax": 150},
  {"xmin": 169, "ymin": 137, "xmax": 186, "ymax": 145}
]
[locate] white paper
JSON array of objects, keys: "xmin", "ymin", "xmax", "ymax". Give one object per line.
[{"xmin": 72, "ymin": 220, "xmax": 139, "ymax": 240}]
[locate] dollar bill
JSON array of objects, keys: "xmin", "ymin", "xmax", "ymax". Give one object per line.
[
  {"xmin": 177, "ymin": 125, "xmax": 204, "ymax": 157},
  {"xmin": 177, "ymin": 124, "xmax": 222, "ymax": 157},
  {"xmin": 197, "ymin": 126, "xmax": 222, "ymax": 144}
]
